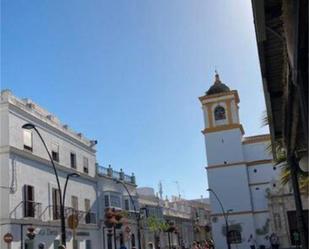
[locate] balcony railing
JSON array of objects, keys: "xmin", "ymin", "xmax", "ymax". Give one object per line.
[
  {"xmin": 10, "ymin": 201, "xmax": 42, "ymax": 220},
  {"xmin": 50, "ymin": 206, "xmax": 97, "ymax": 224},
  {"xmin": 97, "ymin": 165, "xmax": 136, "ymax": 185},
  {"xmin": 10, "ymin": 203, "xmax": 97, "ymax": 225}
]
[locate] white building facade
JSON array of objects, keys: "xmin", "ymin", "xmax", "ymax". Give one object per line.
[
  {"xmin": 0, "ymin": 90, "xmax": 100, "ymax": 249},
  {"xmin": 97, "ymin": 165, "xmax": 139, "ymax": 249},
  {"xmin": 199, "ymin": 74, "xmax": 280, "ymax": 249}
]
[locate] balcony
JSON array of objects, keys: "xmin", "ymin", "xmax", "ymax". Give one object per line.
[
  {"xmin": 97, "ymin": 165, "xmax": 136, "ymax": 185},
  {"xmin": 10, "ymin": 203, "xmax": 97, "ymax": 225},
  {"xmin": 50, "ymin": 206, "xmax": 97, "ymax": 225},
  {"xmin": 10, "ymin": 201, "xmax": 42, "ymax": 220}
]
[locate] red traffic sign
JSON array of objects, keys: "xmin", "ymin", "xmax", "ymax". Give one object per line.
[{"xmin": 3, "ymin": 233, "xmax": 13, "ymax": 243}]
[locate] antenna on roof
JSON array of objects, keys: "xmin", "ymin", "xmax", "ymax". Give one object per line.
[{"xmin": 158, "ymin": 181, "xmax": 163, "ymax": 199}]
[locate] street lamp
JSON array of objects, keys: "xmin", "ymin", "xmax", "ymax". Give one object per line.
[
  {"xmin": 207, "ymin": 188, "xmax": 232, "ymax": 249},
  {"xmin": 114, "ymin": 179, "xmax": 142, "ymax": 249},
  {"xmin": 63, "ymin": 173, "xmax": 80, "ymax": 212},
  {"xmin": 22, "ymin": 123, "xmax": 78, "ymax": 247}
]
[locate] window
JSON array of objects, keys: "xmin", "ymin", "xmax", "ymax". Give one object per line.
[
  {"xmin": 23, "ymin": 130, "xmax": 33, "ymax": 151},
  {"xmin": 85, "ymin": 198, "xmax": 91, "ymax": 212},
  {"xmin": 53, "ymin": 240, "xmax": 60, "ymax": 249},
  {"xmin": 71, "ymin": 196, "xmax": 79, "ymax": 212},
  {"xmin": 274, "ymin": 213, "xmax": 281, "ymax": 230},
  {"xmin": 73, "ymin": 239, "xmax": 80, "ymax": 249},
  {"xmin": 70, "ymin": 152, "xmax": 77, "ymax": 169},
  {"xmin": 287, "ymin": 210, "xmax": 309, "ymax": 245},
  {"xmin": 86, "ymin": 240, "xmax": 92, "ymax": 249},
  {"xmin": 23, "ymin": 185, "xmax": 35, "ymax": 217},
  {"xmin": 51, "ymin": 143, "xmax": 59, "ymax": 162},
  {"xmin": 104, "ymin": 195, "xmax": 110, "ymax": 207},
  {"xmin": 124, "ymin": 199, "xmax": 130, "ymax": 210},
  {"xmin": 85, "ymin": 198, "xmax": 96, "ymax": 224},
  {"xmin": 83, "ymin": 157, "xmax": 89, "ymax": 174},
  {"xmin": 52, "ymin": 188, "xmax": 61, "ymax": 220},
  {"xmin": 110, "ymin": 194, "xmax": 121, "ymax": 208},
  {"xmin": 228, "ymin": 230, "xmax": 242, "ymax": 244},
  {"xmin": 131, "ymin": 234, "xmax": 136, "ymax": 248},
  {"xmin": 214, "ymin": 106, "xmax": 226, "ymax": 120}
]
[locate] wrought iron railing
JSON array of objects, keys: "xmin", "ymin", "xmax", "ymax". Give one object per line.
[{"xmin": 10, "ymin": 201, "xmax": 42, "ymax": 220}]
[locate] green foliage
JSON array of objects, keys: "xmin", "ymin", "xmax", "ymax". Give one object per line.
[
  {"xmin": 146, "ymin": 216, "xmax": 169, "ymax": 233},
  {"xmin": 256, "ymin": 219, "xmax": 270, "ymax": 235},
  {"xmin": 261, "ymin": 110, "xmax": 308, "ymax": 194}
]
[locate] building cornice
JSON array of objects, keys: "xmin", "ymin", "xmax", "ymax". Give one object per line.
[
  {"xmin": 211, "ymin": 209, "xmax": 268, "ymax": 217},
  {"xmin": 202, "ymin": 124, "xmax": 245, "ymax": 135},
  {"xmin": 242, "ymin": 134, "xmax": 271, "ymax": 144},
  {"xmin": 7, "ymin": 102, "xmax": 96, "ymax": 154},
  {"xmin": 249, "ymin": 181, "xmax": 270, "ymax": 186},
  {"xmin": 199, "ymin": 90, "xmax": 240, "ymax": 104},
  {"xmin": 247, "ymin": 159, "xmax": 273, "ymax": 166},
  {"xmin": 206, "ymin": 159, "xmax": 273, "ymax": 170}
]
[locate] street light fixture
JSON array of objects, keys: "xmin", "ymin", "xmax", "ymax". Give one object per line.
[
  {"xmin": 114, "ymin": 179, "xmax": 142, "ymax": 249},
  {"xmin": 22, "ymin": 123, "xmax": 77, "ymax": 247},
  {"xmin": 207, "ymin": 188, "xmax": 231, "ymax": 249},
  {"xmin": 63, "ymin": 173, "xmax": 80, "ymax": 213}
]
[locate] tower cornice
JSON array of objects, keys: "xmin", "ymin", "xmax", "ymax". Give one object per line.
[
  {"xmin": 199, "ymin": 90, "xmax": 239, "ymax": 104},
  {"xmin": 201, "ymin": 123, "xmax": 245, "ymax": 135}
]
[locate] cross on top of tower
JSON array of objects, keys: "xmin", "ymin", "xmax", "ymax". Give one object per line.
[
  {"xmin": 214, "ymin": 70, "xmax": 221, "ymax": 84},
  {"xmin": 205, "ymin": 71, "xmax": 230, "ymax": 96}
]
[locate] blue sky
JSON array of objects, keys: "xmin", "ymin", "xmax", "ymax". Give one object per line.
[{"xmin": 1, "ymin": 0, "xmax": 268, "ymax": 199}]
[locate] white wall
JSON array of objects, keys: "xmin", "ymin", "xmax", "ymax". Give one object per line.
[
  {"xmin": 250, "ymin": 185, "xmax": 269, "ymax": 211},
  {"xmin": 205, "ymin": 129, "xmax": 244, "ymax": 166},
  {"xmin": 247, "ymin": 163, "xmax": 277, "ymax": 184},
  {"xmin": 211, "ymin": 214, "xmax": 256, "ymax": 249},
  {"xmin": 243, "ymin": 142, "xmax": 272, "ymax": 162},
  {"xmin": 9, "ymin": 155, "xmax": 97, "ymax": 221},
  {"xmin": 207, "ymin": 165, "xmax": 252, "ymax": 213},
  {"xmin": 9, "ymin": 110, "xmax": 96, "ymax": 177}
]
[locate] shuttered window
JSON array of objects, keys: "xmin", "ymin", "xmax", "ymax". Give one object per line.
[
  {"xmin": 70, "ymin": 152, "xmax": 77, "ymax": 169},
  {"xmin": 23, "ymin": 185, "xmax": 35, "ymax": 217},
  {"xmin": 23, "ymin": 130, "xmax": 33, "ymax": 151},
  {"xmin": 71, "ymin": 196, "xmax": 79, "ymax": 211},
  {"xmin": 84, "ymin": 199, "xmax": 91, "ymax": 212},
  {"xmin": 52, "ymin": 188, "xmax": 61, "ymax": 220},
  {"xmin": 83, "ymin": 157, "xmax": 89, "ymax": 174},
  {"xmin": 51, "ymin": 143, "xmax": 59, "ymax": 162}
]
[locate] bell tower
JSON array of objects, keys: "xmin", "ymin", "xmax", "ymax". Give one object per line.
[
  {"xmin": 199, "ymin": 72, "xmax": 243, "ymax": 134},
  {"xmin": 199, "ymin": 72, "xmax": 245, "ymax": 166}
]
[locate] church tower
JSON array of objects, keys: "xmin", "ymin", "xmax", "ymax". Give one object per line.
[
  {"xmin": 199, "ymin": 73, "xmax": 257, "ymax": 249},
  {"xmin": 199, "ymin": 72, "xmax": 245, "ymax": 166}
]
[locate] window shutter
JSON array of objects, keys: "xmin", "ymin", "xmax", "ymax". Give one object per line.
[
  {"xmin": 23, "ymin": 130, "xmax": 32, "ymax": 148},
  {"xmin": 85, "ymin": 199, "xmax": 91, "ymax": 212}
]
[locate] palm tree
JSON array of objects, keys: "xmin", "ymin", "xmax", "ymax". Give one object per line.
[{"xmin": 262, "ymin": 111, "xmax": 308, "ymax": 193}]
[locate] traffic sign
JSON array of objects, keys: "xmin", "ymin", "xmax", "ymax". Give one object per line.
[
  {"xmin": 68, "ymin": 214, "xmax": 79, "ymax": 230},
  {"xmin": 3, "ymin": 233, "xmax": 13, "ymax": 243}
]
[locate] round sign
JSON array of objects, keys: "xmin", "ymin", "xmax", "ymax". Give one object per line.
[
  {"xmin": 68, "ymin": 214, "xmax": 79, "ymax": 230},
  {"xmin": 3, "ymin": 233, "xmax": 13, "ymax": 243}
]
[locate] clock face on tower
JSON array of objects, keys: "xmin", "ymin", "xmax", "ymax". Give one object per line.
[{"xmin": 214, "ymin": 106, "xmax": 226, "ymax": 120}]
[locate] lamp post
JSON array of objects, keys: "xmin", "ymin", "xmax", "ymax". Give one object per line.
[
  {"xmin": 63, "ymin": 173, "xmax": 80, "ymax": 212},
  {"xmin": 207, "ymin": 188, "xmax": 232, "ymax": 249},
  {"xmin": 114, "ymin": 179, "xmax": 142, "ymax": 249},
  {"xmin": 22, "ymin": 123, "xmax": 79, "ymax": 247}
]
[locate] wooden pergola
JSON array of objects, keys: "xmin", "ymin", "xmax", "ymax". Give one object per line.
[{"xmin": 251, "ymin": 0, "xmax": 308, "ymax": 248}]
